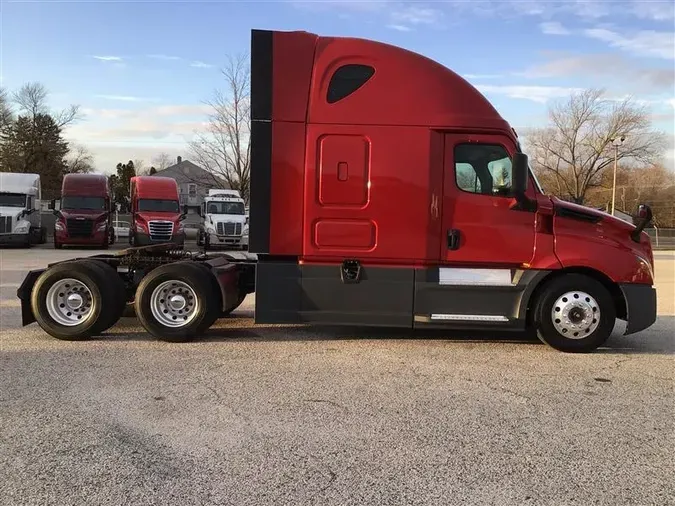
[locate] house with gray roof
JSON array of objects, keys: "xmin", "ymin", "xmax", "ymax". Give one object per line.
[{"xmin": 151, "ymin": 156, "xmax": 229, "ymax": 210}]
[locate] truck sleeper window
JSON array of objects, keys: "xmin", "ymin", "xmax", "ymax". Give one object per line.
[
  {"xmin": 0, "ymin": 193, "xmax": 27, "ymax": 207},
  {"xmin": 61, "ymin": 196, "xmax": 105, "ymax": 210},
  {"xmin": 327, "ymin": 64, "xmax": 375, "ymax": 104},
  {"xmin": 454, "ymin": 143, "xmax": 513, "ymax": 197},
  {"xmin": 206, "ymin": 202, "xmax": 245, "ymax": 215},
  {"xmin": 138, "ymin": 199, "xmax": 180, "ymax": 212}
]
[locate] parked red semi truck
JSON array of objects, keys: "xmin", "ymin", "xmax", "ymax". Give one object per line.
[
  {"xmin": 128, "ymin": 175, "xmax": 186, "ymax": 247},
  {"xmin": 53, "ymin": 173, "xmax": 115, "ymax": 249},
  {"xmin": 17, "ymin": 29, "xmax": 657, "ymax": 353}
]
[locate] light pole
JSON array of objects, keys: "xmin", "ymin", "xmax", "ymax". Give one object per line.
[{"xmin": 610, "ymin": 136, "xmax": 625, "ymax": 216}]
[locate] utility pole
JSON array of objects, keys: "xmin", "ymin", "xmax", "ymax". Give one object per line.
[{"xmin": 610, "ymin": 136, "xmax": 625, "ymax": 216}]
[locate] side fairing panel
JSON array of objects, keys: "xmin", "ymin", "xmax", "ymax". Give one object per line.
[
  {"xmin": 249, "ymin": 29, "xmax": 317, "ymax": 255},
  {"xmin": 302, "ymin": 124, "xmax": 442, "ymax": 262}
]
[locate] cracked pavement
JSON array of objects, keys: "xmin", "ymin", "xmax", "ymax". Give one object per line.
[{"xmin": 0, "ymin": 249, "xmax": 673, "ymax": 505}]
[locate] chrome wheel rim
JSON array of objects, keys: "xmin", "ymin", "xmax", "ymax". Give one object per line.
[
  {"xmin": 150, "ymin": 280, "xmax": 199, "ymax": 328},
  {"xmin": 45, "ymin": 278, "xmax": 94, "ymax": 326},
  {"xmin": 551, "ymin": 291, "xmax": 600, "ymax": 339}
]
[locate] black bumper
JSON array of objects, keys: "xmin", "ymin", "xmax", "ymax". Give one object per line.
[
  {"xmin": 135, "ymin": 232, "xmax": 185, "ymax": 247},
  {"xmin": 619, "ymin": 283, "xmax": 657, "ymax": 335}
]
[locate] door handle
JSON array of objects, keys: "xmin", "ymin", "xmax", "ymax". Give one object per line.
[{"xmin": 447, "ymin": 229, "xmax": 460, "ymax": 250}]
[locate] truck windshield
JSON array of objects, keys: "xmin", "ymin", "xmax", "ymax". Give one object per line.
[
  {"xmin": 205, "ymin": 201, "xmax": 245, "ymax": 215},
  {"xmin": 138, "ymin": 199, "xmax": 180, "ymax": 212},
  {"xmin": 0, "ymin": 193, "xmax": 26, "ymax": 207},
  {"xmin": 61, "ymin": 196, "xmax": 106, "ymax": 210}
]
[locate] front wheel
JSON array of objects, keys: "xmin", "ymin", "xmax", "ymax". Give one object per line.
[{"xmin": 531, "ymin": 274, "xmax": 616, "ymax": 353}]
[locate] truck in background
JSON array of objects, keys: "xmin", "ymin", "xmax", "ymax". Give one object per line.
[
  {"xmin": 0, "ymin": 172, "xmax": 46, "ymax": 247},
  {"xmin": 196, "ymin": 189, "xmax": 248, "ymax": 250},
  {"xmin": 16, "ymin": 28, "xmax": 658, "ymax": 353},
  {"xmin": 129, "ymin": 175, "xmax": 186, "ymax": 247},
  {"xmin": 53, "ymin": 173, "xmax": 115, "ymax": 249}
]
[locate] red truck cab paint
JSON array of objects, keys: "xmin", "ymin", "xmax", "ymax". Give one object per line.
[
  {"xmin": 129, "ymin": 176, "xmax": 186, "ymax": 247},
  {"xmin": 247, "ymin": 29, "xmax": 657, "ymax": 352},
  {"xmin": 53, "ymin": 174, "xmax": 114, "ymax": 249}
]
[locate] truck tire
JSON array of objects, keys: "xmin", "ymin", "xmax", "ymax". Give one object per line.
[
  {"xmin": 189, "ymin": 262, "xmax": 224, "ymax": 329},
  {"xmin": 134, "ymin": 262, "xmax": 220, "ymax": 342},
  {"xmin": 30, "ymin": 260, "xmax": 116, "ymax": 340},
  {"xmin": 84, "ymin": 260, "xmax": 127, "ymax": 332},
  {"xmin": 531, "ymin": 274, "xmax": 616, "ymax": 353}
]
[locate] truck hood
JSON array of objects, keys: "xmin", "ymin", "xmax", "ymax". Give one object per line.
[
  {"xmin": 59, "ymin": 210, "xmax": 107, "ymax": 221},
  {"xmin": 0, "ymin": 207, "xmax": 25, "ymax": 220},
  {"xmin": 211, "ymin": 215, "xmax": 246, "ymax": 223},
  {"xmin": 136, "ymin": 211, "xmax": 180, "ymax": 222},
  {"xmin": 551, "ymin": 197, "xmax": 635, "ymax": 232}
]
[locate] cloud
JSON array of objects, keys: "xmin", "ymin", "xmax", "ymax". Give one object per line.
[
  {"xmin": 539, "ymin": 21, "xmax": 570, "ymax": 35},
  {"xmin": 631, "ymin": 1, "xmax": 675, "ymax": 21},
  {"xmin": 520, "ymin": 52, "xmax": 675, "ymax": 94},
  {"xmin": 387, "ymin": 24, "xmax": 412, "ymax": 32},
  {"xmin": 190, "ymin": 61, "xmax": 214, "ymax": 69},
  {"xmin": 95, "ymin": 95, "xmax": 160, "ymax": 102},
  {"xmin": 146, "ymin": 54, "xmax": 182, "ymax": 61},
  {"xmin": 92, "ymin": 55, "xmax": 122, "ymax": 62},
  {"xmin": 80, "ymin": 104, "xmax": 209, "ymax": 121},
  {"xmin": 584, "ymin": 28, "xmax": 675, "ymax": 60},
  {"xmin": 475, "ymin": 84, "xmax": 585, "ymax": 103},
  {"xmin": 463, "ymin": 74, "xmax": 504, "ymax": 79},
  {"xmin": 390, "ymin": 5, "xmax": 441, "ymax": 26},
  {"xmin": 290, "ymin": 1, "xmax": 442, "ymax": 30},
  {"xmin": 63, "ymin": 104, "xmax": 214, "ymax": 172}
]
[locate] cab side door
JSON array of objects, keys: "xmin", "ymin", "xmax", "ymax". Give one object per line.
[{"xmin": 440, "ymin": 133, "xmax": 536, "ymax": 267}]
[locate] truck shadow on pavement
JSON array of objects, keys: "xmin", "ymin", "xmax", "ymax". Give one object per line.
[{"xmin": 104, "ymin": 315, "xmax": 674, "ymax": 355}]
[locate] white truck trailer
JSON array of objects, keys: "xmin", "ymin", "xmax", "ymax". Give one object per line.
[
  {"xmin": 196, "ymin": 189, "xmax": 248, "ymax": 250},
  {"xmin": 0, "ymin": 172, "xmax": 47, "ymax": 247}
]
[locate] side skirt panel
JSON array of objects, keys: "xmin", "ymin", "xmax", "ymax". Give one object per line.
[
  {"xmin": 254, "ymin": 258, "xmax": 551, "ymax": 330},
  {"xmin": 413, "ymin": 268, "xmax": 551, "ymax": 330}
]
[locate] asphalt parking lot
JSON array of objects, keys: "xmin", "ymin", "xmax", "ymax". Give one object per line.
[{"xmin": 1, "ymin": 246, "xmax": 673, "ymax": 506}]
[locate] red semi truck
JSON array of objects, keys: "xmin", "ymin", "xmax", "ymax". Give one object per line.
[
  {"xmin": 17, "ymin": 29, "xmax": 656, "ymax": 353},
  {"xmin": 128, "ymin": 175, "xmax": 186, "ymax": 247},
  {"xmin": 53, "ymin": 173, "xmax": 114, "ymax": 249}
]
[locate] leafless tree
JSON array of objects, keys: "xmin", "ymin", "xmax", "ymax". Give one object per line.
[
  {"xmin": 151, "ymin": 152, "xmax": 173, "ymax": 171},
  {"xmin": 133, "ymin": 158, "xmax": 147, "ymax": 175},
  {"xmin": 12, "ymin": 82, "xmax": 80, "ymax": 128},
  {"xmin": 0, "ymin": 87, "xmax": 13, "ymax": 131},
  {"xmin": 65, "ymin": 144, "xmax": 95, "ymax": 174},
  {"xmin": 188, "ymin": 54, "xmax": 251, "ymax": 201},
  {"xmin": 523, "ymin": 88, "xmax": 666, "ymax": 204}
]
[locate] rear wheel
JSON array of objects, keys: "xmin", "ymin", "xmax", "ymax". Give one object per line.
[
  {"xmin": 84, "ymin": 260, "xmax": 127, "ymax": 332},
  {"xmin": 135, "ymin": 262, "xmax": 220, "ymax": 342},
  {"xmin": 30, "ymin": 261, "xmax": 112, "ymax": 340},
  {"xmin": 531, "ymin": 274, "xmax": 616, "ymax": 353}
]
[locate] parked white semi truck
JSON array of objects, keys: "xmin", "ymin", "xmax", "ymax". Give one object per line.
[
  {"xmin": 0, "ymin": 173, "xmax": 47, "ymax": 247},
  {"xmin": 196, "ymin": 189, "xmax": 248, "ymax": 250}
]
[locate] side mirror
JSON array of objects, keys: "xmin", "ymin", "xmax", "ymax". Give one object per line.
[
  {"xmin": 630, "ymin": 204, "xmax": 653, "ymax": 243},
  {"xmin": 53, "ymin": 209, "xmax": 61, "ymax": 217},
  {"xmin": 512, "ymin": 152, "xmax": 529, "ymax": 197}
]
